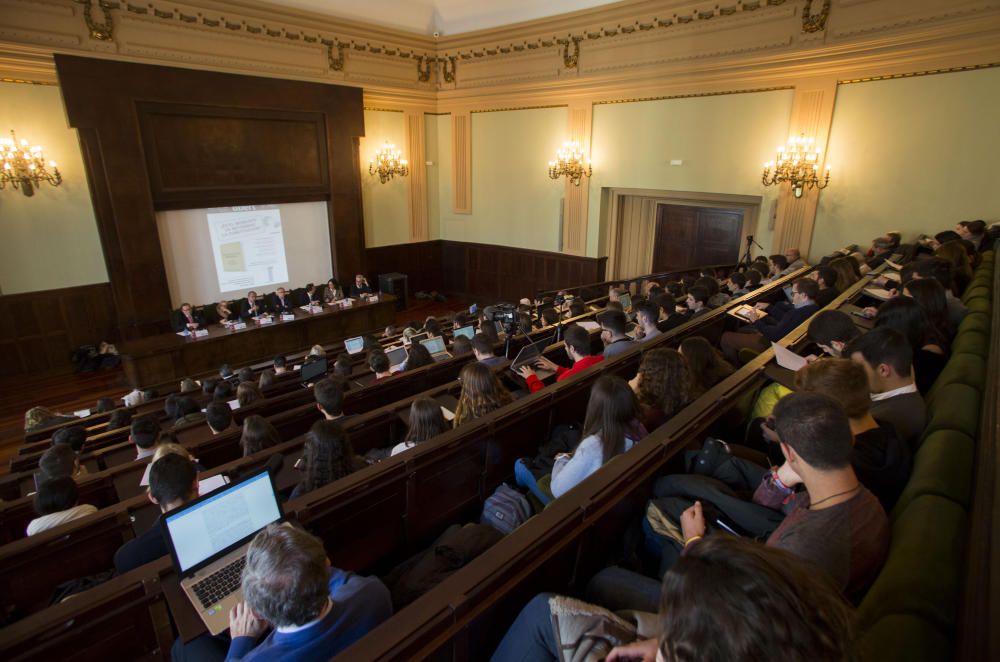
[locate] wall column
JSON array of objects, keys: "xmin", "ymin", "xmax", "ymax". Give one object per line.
[
  {"xmin": 405, "ymin": 110, "xmax": 429, "ymax": 240},
  {"xmin": 451, "ymin": 111, "xmax": 472, "ymax": 214},
  {"xmin": 562, "ymin": 103, "xmax": 593, "ymax": 256},
  {"xmin": 772, "ymin": 77, "xmax": 838, "ymax": 258}
]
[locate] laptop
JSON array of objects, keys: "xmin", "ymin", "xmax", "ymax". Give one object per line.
[
  {"xmin": 386, "ymin": 346, "xmax": 408, "ymax": 372},
  {"xmin": 421, "ymin": 336, "xmax": 452, "ymax": 362},
  {"xmin": 161, "ymin": 470, "xmax": 284, "ymax": 635},
  {"xmin": 300, "ymin": 356, "xmax": 327, "ymax": 383},
  {"xmin": 344, "ymin": 336, "xmax": 365, "ymax": 355},
  {"xmin": 509, "ymin": 335, "xmax": 557, "ymax": 380},
  {"xmin": 453, "ymin": 324, "xmax": 475, "ymax": 340}
]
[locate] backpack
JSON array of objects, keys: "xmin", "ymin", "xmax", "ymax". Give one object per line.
[{"xmin": 480, "ymin": 483, "xmax": 532, "ymax": 535}]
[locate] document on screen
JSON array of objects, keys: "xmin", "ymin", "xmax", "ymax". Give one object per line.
[{"xmin": 207, "ymin": 207, "xmax": 290, "ymax": 293}]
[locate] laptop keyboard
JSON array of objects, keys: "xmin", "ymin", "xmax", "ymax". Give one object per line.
[{"xmin": 191, "ymin": 556, "xmax": 246, "ymax": 609}]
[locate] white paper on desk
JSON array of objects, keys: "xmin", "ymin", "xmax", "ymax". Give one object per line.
[
  {"xmin": 882, "ymin": 271, "xmax": 901, "ymax": 282},
  {"xmin": 198, "ymin": 474, "xmax": 229, "ymax": 495},
  {"xmin": 771, "ymin": 342, "xmax": 808, "ymax": 371},
  {"xmin": 440, "ymin": 406, "xmax": 455, "ymax": 421},
  {"xmin": 176, "ymin": 331, "xmax": 189, "ymax": 337},
  {"xmin": 194, "ymin": 329, "xmax": 209, "ymax": 337},
  {"xmin": 577, "ymin": 320, "xmax": 601, "ymax": 331},
  {"xmin": 281, "ymin": 313, "xmax": 295, "ymax": 321},
  {"xmin": 233, "ymin": 322, "xmax": 247, "ymax": 330},
  {"xmin": 258, "ymin": 317, "xmax": 273, "ymax": 325},
  {"xmin": 864, "ymin": 287, "xmax": 895, "ymax": 301},
  {"xmin": 227, "ymin": 399, "xmax": 239, "ymax": 410},
  {"xmin": 74, "ymin": 409, "xmax": 91, "ymax": 418},
  {"xmin": 885, "ymin": 259, "xmax": 904, "ymax": 270},
  {"xmin": 293, "ymin": 364, "xmax": 302, "ymax": 371}
]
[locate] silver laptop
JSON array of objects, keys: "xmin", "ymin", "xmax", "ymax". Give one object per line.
[
  {"xmin": 161, "ymin": 470, "xmax": 283, "ymax": 635},
  {"xmin": 453, "ymin": 324, "xmax": 475, "ymax": 340},
  {"xmin": 386, "ymin": 346, "xmax": 408, "ymax": 370},
  {"xmin": 510, "ymin": 336, "xmax": 557, "ymax": 380},
  {"xmin": 421, "ymin": 336, "xmax": 452, "ymax": 362},
  {"xmin": 344, "ymin": 336, "xmax": 365, "ymax": 355}
]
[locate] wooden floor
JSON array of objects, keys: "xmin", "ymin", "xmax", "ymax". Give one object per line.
[{"xmin": 0, "ymin": 297, "xmax": 469, "ymax": 475}]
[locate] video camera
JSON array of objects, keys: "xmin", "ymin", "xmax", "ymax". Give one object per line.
[{"xmin": 484, "ymin": 303, "xmax": 518, "ymax": 335}]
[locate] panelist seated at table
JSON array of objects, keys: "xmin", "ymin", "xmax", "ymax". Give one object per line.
[
  {"xmin": 172, "ymin": 303, "xmax": 205, "ymax": 333},
  {"xmin": 240, "ymin": 291, "xmax": 269, "ymax": 321},
  {"xmin": 215, "ymin": 300, "xmax": 234, "ymax": 324},
  {"xmin": 301, "ymin": 283, "xmax": 323, "ymax": 307},
  {"xmin": 271, "ymin": 287, "xmax": 295, "ymax": 315},
  {"xmin": 323, "ymin": 278, "xmax": 344, "ymax": 304},
  {"xmin": 349, "ymin": 274, "xmax": 374, "ymax": 298}
]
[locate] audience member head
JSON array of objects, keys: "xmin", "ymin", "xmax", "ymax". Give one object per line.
[
  {"xmin": 333, "ymin": 354, "xmax": 353, "ymax": 378},
  {"xmin": 242, "ymin": 524, "xmax": 331, "ymax": 628},
  {"xmin": 541, "ymin": 307, "xmax": 560, "ymax": 327},
  {"xmin": 569, "ymin": 299, "xmax": 586, "ymax": 317},
  {"xmin": 150, "ymin": 442, "xmax": 195, "ymax": 464},
  {"xmin": 38, "ymin": 444, "xmax": 79, "ymax": 481},
  {"xmin": 935, "ymin": 241, "xmax": 973, "ymax": 288},
  {"xmin": 451, "ymin": 334, "xmax": 473, "ymax": 355},
  {"xmin": 405, "ymin": 343, "xmax": 434, "ymax": 372},
  {"xmin": 874, "ymin": 296, "xmax": 943, "ymax": 351},
  {"xmin": 562, "ymin": 324, "xmax": 592, "ymax": 361},
  {"xmin": 308, "ymin": 345, "xmax": 326, "ymax": 359},
  {"xmin": 179, "ymin": 377, "xmax": 199, "ymax": 394},
  {"xmin": 369, "ymin": 351, "xmax": 390, "ymax": 376},
  {"xmin": 237, "ymin": 367, "xmax": 255, "ymax": 384},
  {"xmin": 273, "ymin": 355, "xmax": 288, "ymax": 372},
  {"xmin": 746, "ymin": 269, "xmax": 763, "ymax": 288},
  {"xmin": 728, "ymin": 271, "xmax": 748, "ymax": 292},
  {"xmin": 259, "ymin": 369, "xmax": 276, "ymax": 390},
  {"xmin": 582, "ymin": 375, "xmax": 642, "ymax": 463},
  {"xmin": 845, "ymin": 327, "xmax": 913, "ymax": 392},
  {"xmin": 635, "ymin": 301, "xmax": 659, "ymax": 330},
  {"xmin": 454, "ymin": 361, "xmax": 513, "ymax": 425},
  {"xmin": 314, "ymin": 378, "xmax": 346, "ymax": 418},
  {"xmin": 173, "ymin": 396, "xmax": 201, "ymax": 422},
  {"xmin": 773, "ymin": 391, "xmax": 854, "ymax": 478},
  {"xmin": 130, "ymin": 414, "xmax": 161, "ymax": 451},
  {"xmin": 240, "ymin": 415, "xmax": 281, "ymax": 457},
  {"xmin": 679, "ymin": 336, "xmax": 734, "ymax": 397},
  {"xmin": 656, "ymin": 535, "xmax": 854, "ymax": 662},
  {"xmin": 471, "ymin": 334, "xmax": 496, "ymax": 361},
  {"xmin": 795, "ymin": 358, "xmax": 871, "ymax": 419},
  {"xmin": 686, "ymin": 286, "xmax": 709, "ymax": 311},
  {"xmin": 107, "ymin": 408, "xmax": 133, "ymax": 430},
  {"xmin": 693, "ymin": 276, "xmax": 720, "ymax": 297},
  {"xmin": 164, "ymin": 393, "xmax": 180, "ymax": 419},
  {"xmin": 769, "ymin": 254, "xmax": 790, "ymax": 274},
  {"xmin": 790, "ymin": 277, "xmax": 819, "ymax": 306},
  {"xmin": 903, "ymin": 256, "xmax": 954, "ymax": 293},
  {"xmin": 52, "ymin": 426, "xmax": 87, "ymax": 453},
  {"xmin": 148, "ymin": 453, "xmax": 197, "ymax": 512},
  {"xmin": 300, "ymin": 419, "xmax": 356, "ymax": 493},
  {"xmin": 478, "ymin": 319, "xmax": 500, "ymax": 344},
  {"xmin": 141, "ymin": 388, "xmax": 158, "ymax": 402},
  {"xmin": 219, "ymin": 364, "xmax": 234, "ymax": 379},
  {"xmin": 956, "ymin": 219, "xmax": 986, "ymax": 242},
  {"xmin": 237, "ymin": 382, "xmax": 264, "ymax": 408},
  {"xmin": 783, "ymin": 247, "xmax": 802, "ymax": 264},
  {"xmin": 828, "ymin": 258, "xmax": 860, "ymax": 291},
  {"xmin": 604, "ymin": 301, "xmax": 624, "ymax": 313},
  {"xmin": 205, "ymin": 401, "xmax": 233, "ymax": 434},
  {"xmin": 635, "ymin": 348, "xmax": 690, "ymax": 420},
  {"xmin": 202, "ymin": 377, "xmax": 219, "ymax": 396},
  {"xmin": 903, "ymin": 277, "xmax": 952, "ymax": 341},
  {"xmin": 403, "ymin": 398, "xmax": 449, "ymax": 446},
  {"xmin": 813, "ymin": 266, "xmax": 838, "ymax": 290},
  {"xmin": 33, "ymin": 477, "xmax": 81, "ymax": 518},
  {"xmin": 213, "ymin": 380, "xmax": 235, "ymax": 403},
  {"xmin": 597, "ymin": 309, "xmax": 629, "ymax": 343},
  {"xmin": 807, "ymin": 310, "xmax": 861, "ymax": 357},
  {"xmin": 94, "ymin": 397, "xmax": 116, "ymax": 414},
  {"xmin": 424, "ymin": 317, "xmax": 443, "ymax": 338}
]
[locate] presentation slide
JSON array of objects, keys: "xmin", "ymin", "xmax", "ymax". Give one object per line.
[
  {"xmin": 157, "ymin": 201, "xmax": 333, "ymax": 308},
  {"xmin": 207, "ymin": 207, "xmax": 289, "ymax": 293}
]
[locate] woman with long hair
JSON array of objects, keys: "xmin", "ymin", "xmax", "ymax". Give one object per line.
[
  {"xmin": 679, "ymin": 336, "xmax": 735, "ymax": 399},
  {"xmin": 874, "ymin": 297, "xmax": 948, "ymax": 394},
  {"xmin": 903, "ymin": 277, "xmax": 955, "ymax": 345},
  {"xmin": 323, "ymin": 278, "xmax": 343, "ymax": 304},
  {"xmin": 549, "ymin": 375, "xmax": 647, "ymax": 499},
  {"xmin": 215, "ymin": 300, "xmax": 233, "ymax": 324},
  {"xmin": 391, "ymin": 398, "xmax": 449, "ymax": 456},
  {"xmin": 239, "ymin": 414, "xmax": 281, "ymax": 457},
  {"xmin": 423, "ymin": 317, "xmax": 443, "ymax": 338},
  {"xmin": 236, "ymin": 382, "xmax": 264, "ymax": 408},
  {"xmin": 290, "ymin": 419, "xmax": 358, "ymax": 499},
  {"xmin": 403, "ymin": 342, "xmax": 434, "ymax": 372},
  {"xmin": 935, "ymin": 240, "xmax": 974, "ymax": 296},
  {"xmin": 630, "ymin": 348, "xmax": 690, "ymax": 431},
  {"xmin": 453, "ymin": 362, "xmax": 513, "ymax": 426},
  {"xmin": 828, "ymin": 257, "xmax": 861, "ymax": 292}
]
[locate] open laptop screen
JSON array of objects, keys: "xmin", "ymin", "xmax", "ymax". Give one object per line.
[
  {"xmin": 344, "ymin": 336, "xmax": 364, "ymax": 355},
  {"xmin": 163, "ymin": 470, "xmax": 281, "ymax": 575},
  {"xmin": 453, "ymin": 325, "xmax": 475, "ymax": 340},
  {"xmin": 386, "ymin": 346, "xmax": 408, "ymax": 367},
  {"xmin": 300, "ymin": 357, "xmax": 327, "ymax": 383},
  {"xmin": 421, "ymin": 336, "xmax": 447, "ymax": 355}
]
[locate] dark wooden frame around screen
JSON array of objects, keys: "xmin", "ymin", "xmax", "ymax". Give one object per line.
[{"xmin": 54, "ymin": 55, "xmax": 366, "ymax": 340}]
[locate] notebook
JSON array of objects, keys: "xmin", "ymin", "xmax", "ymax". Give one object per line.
[
  {"xmin": 161, "ymin": 470, "xmax": 284, "ymax": 635},
  {"xmin": 344, "ymin": 336, "xmax": 365, "ymax": 355}
]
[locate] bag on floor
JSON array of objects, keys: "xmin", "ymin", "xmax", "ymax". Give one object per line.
[{"xmin": 481, "ymin": 483, "xmax": 532, "ymax": 535}]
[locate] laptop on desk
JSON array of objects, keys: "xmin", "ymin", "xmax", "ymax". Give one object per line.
[
  {"xmin": 161, "ymin": 470, "xmax": 284, "ymax": 636},
  {"xmin": 300, "ymin": 357, "xmax": 327, "ymax": 384},
  {"xmin": 344, "ymin": 336, "xmax": 365, "ymax": 355},
  {"xmin": 453, "ymin": 324, "xmax": 475, "ymax": 340},
  {"xmin": 509, "ymin": 335, "xmax": 557, "ymax": 381},
  {"xmin": 421, "ymin": 336, "xmax": 452, "ymax": 362},
  {"xmin": 386, "ymin": 346, "xmax": 408, "ymax": 370}
]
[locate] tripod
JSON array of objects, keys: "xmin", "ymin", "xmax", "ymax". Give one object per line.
[{"xmin": 739, "ymin": 234, "xmax": 764, "ymax": 269}]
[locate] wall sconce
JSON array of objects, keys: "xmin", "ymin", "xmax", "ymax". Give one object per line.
[
  {"xmin": 1, "ymin": 130, "xmax": 62, "ymax": 197},
  {"xmin": 548, "ymin": 140, "xmax": 592, "ymax": 187},
  {"xmin": 762, "ymin": 135, "xmax": 830, "ymax": 198},
  {"xmin": 368, "ymin": 142, "xmax": 409, "ymax": 184}
]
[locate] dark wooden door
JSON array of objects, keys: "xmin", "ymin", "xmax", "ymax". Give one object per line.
[{"xmin": 651, "ymin": 204, "xmax": 743, "ymax": 272}]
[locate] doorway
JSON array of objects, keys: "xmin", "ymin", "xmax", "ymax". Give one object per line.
[{"xmin": 651, "ymin": 204, "xmax": 743, "ymax": 272}]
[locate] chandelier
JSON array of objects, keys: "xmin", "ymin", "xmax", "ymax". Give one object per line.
[
  {"xmin": 548, "ymin": 141, "xmax": 592, "ymax": 187},
  {"xmin": 1, "ymin": 130, "xmax": 62, "ymax": 197},
  {"xmin": 368, "ymin": 142, "xmax": 409, "ymax": 184},
  {"xmin": 762, "ymin": 135, "xmax": 830, "ymax": 198}
]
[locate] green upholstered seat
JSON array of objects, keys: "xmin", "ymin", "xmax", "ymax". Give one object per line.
[
  {"xmin": 858, "ymin": 614, "xmax": 952, "ymax": 662},
  {"xmin": 951, "ymin": 329, "xmax": 989, "ymax": 356},
  {"xmin": 922, "ymin": 383, "xmax": 981, "ymax": 440},
  {"xmin": 892, "ymin": 429, "xmax": 975, "ymax": 517},
  {"xmin": 858, "ymin": 495, "xmax": 966, "ymax": 632}
]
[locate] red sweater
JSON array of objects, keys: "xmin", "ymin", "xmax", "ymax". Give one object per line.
[{"xmin": 525, "ymin": 355, "xmax": 604, "ymax": 393}]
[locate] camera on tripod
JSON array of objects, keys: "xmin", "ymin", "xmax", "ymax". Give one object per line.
[{"xmin": 485, "ymin": 303, "xmax": 518, "ymax": 334}]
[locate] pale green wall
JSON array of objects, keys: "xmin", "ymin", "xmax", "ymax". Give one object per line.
[
  {"xmin": 433, "ymin": 107, "xmax": 568, "ymax": 251},
  {"xmin": 424, "ymin": 114, "xmax": 444, "ymax": 241},
  {"xmin": 587, "ymin": 89, "xmax": 796, "ymax": 258},
  {"xmin": 0, "ymin": 83, "xmax": 107, "ymax": 294},
  {"xmin": 812, "ymin": 67, "xmax": 1000, "ymax": 260},
  {"xmin": 360, "ymin": 109, "xmax": 410, "ymax": 247}
]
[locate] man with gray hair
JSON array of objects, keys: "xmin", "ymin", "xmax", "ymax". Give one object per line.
[{"xmin": 225, "ymin": 523, "xmax": 391, "ymax": 660}]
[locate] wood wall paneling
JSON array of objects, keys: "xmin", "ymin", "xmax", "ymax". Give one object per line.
[
  {"xmin": 54, "ymin": 55, "xmax": 366, "ymax": 339},
  {"xmin": 0, "ymin": 283, "xmax": 117, "ymax": 379},
  {"xmin": 652, "ymin": 204, "xmax": 742, "ymax": 273}
]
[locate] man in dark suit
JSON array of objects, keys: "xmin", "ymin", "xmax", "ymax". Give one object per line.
[
  {"xmin": 720, "ymin": 278, "xmax": 820, "ymax": 362},
  {"xmin": 349, "ymin": 274, "xmax": 374, "ymax": 298},
  {"xmin": 241, "ymin": 291, "xmax": 265, "ymax": 321},
  {"xmin": 301, "ymin": 283, "xmax": 322, "ymax": 306},
  {"xmin": 271, "ymin": 287, "xmax": 294, "ymax": 315},
  {"xmin": 172, "ymin": 303, "xmax": 204, "ymax": 333}
]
